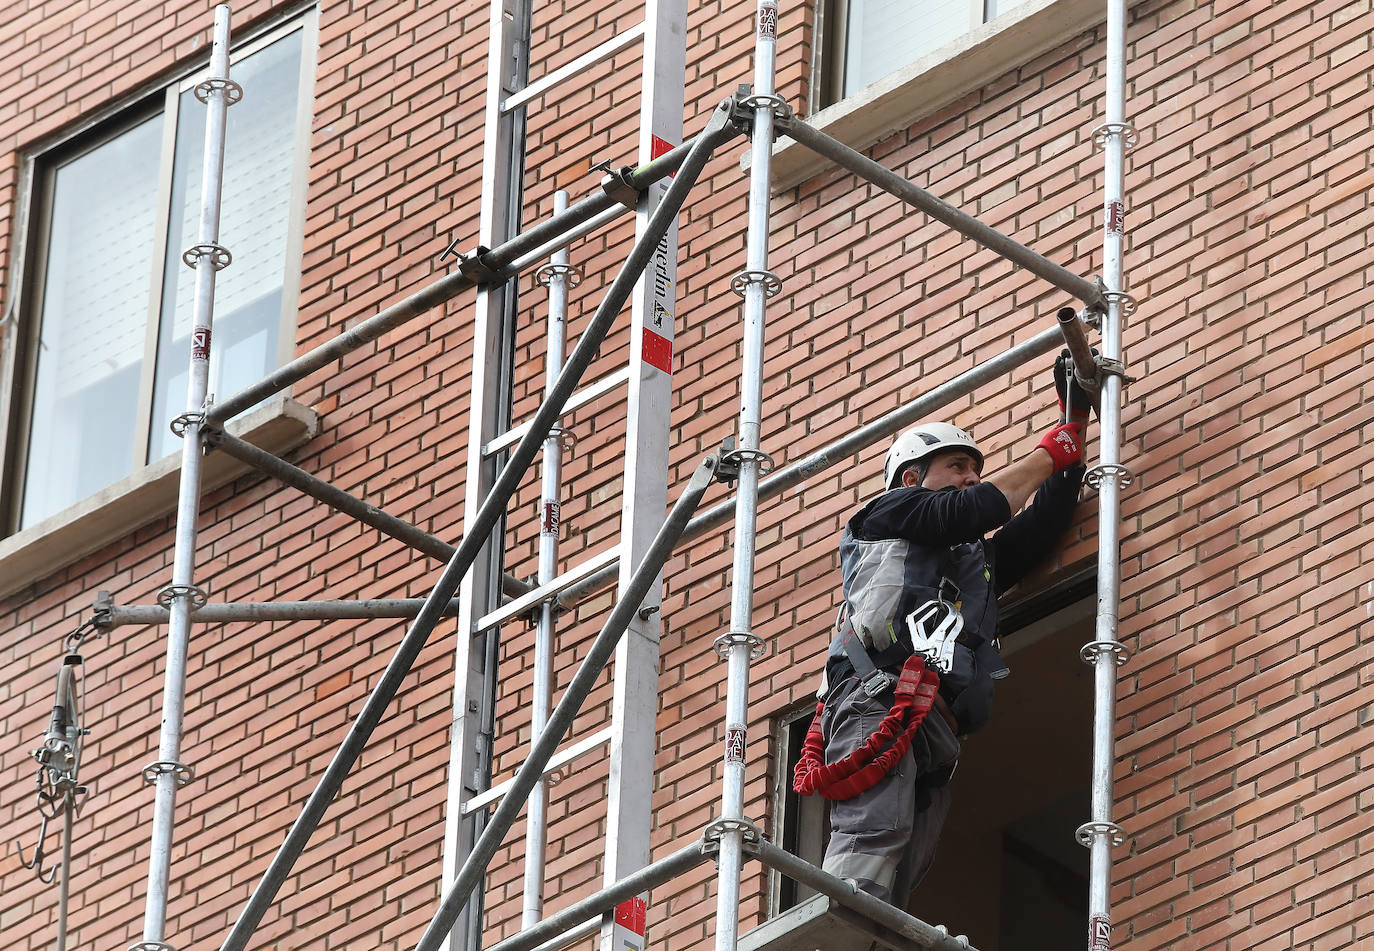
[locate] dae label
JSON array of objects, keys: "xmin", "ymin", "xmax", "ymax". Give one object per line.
[
  {"xmin": 758, "ymin": 0, "xmax": 778, "ymax": 38},
  {"xmin": 1106, "ymin": 200, "xmax": 1125, "ymax": 234},
  {"xmin": 541, "ymin": 501, "xmax": 560, "ymax": 536},
  {"xmin": 725, "ymin": 725, "xmax": 747, "ymax": 764},
  {"xmin": 191, "ymin": 328, "xmax": 211, "ymax": 361},
  {"xmin": 1089, "ymin": 915, "xmax": 1111, "ymax": 951}
]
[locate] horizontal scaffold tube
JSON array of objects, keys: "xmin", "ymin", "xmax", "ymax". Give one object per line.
[
  {"xmin": 750, "ymin": 839, "xmax": 980, "ymax": 951},
  {"xmin": 783, "ymin": 118, "xmax": 1105, "ymax": 310},
  {"xmin": 207, "ymin": 430, "xmax": 533, "ymax": 599},
  {"xmin": 412, "ymin": 456, "xmax": 720, "ymax": 951},
  {"xmin": 216, "ymin": 106, "xmax": 738, "ymax": 951},
  {"xmin": 485, "ymin": 841, "xmax": 710, "ymax": 951},
  {"xmin": 102, "ymin": 600, "xmax": 459, "ymax": 627},
  {"xmin": 205, "ymin": 133, "xmax": 704, "ymax": 427},
  {"xmin": 1056, "ymin": 306, "xmax": 1103, "ymax": 412},
  {"xmin": 557, "ymin": 321, "xmax": 1071, "ymax": 607}
]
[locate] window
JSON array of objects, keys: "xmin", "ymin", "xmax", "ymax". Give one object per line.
[
  {"xmin": 6, "ymin": 18, "xmax": 312, "ymax": 533},
  {"xmin": 817, "ymin": 0, "xmax": 1036, "ymax": 107}
]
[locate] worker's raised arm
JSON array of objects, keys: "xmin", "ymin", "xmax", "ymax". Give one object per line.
[{"xmin": 986, "ymin": 422, "xmax": 1082, "ymax": 512}]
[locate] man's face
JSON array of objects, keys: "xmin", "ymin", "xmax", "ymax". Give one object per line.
[{"xmin": 906, "ymin": 451, "xmax": 982, "ymax": 491}]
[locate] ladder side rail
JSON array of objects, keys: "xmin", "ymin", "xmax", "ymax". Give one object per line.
[
  {"xmin": 600, "ymin": 0, "xmax": 689, "ymax": 946},
  {"xmin": 139, "ymin": 9, "xmax": 235, "ymax": 951},
  {"xmin": 445, "ymin": 0, "xmax": 533, "ymax": 946},
  {"xmin": 782, "ymin": 119, "xmax": 1104, "ymax": 309},
  {"xmin": 413, "ymin": 455, "xmax": 720, "ymax": 951},
  {"xmin": 712, "ymin": 1, "xmax": 780, "ymax": 947}
]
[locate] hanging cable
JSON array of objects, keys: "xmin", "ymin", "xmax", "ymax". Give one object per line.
[{"xmin": 15, "ymin": 615, "xmax": 98, "ymax": 951}]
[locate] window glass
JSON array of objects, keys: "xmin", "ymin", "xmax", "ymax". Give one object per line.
[
  {"xmin": 22, "ymin": 116, "xmax": 164, "ymax": 528},
  {"xmin": 149, "ymin": 30, "xmax": 303, "ymax": 462},
  {"xmin": 842, "ymin": 0, "xmax": 973, "ymax": 96}
]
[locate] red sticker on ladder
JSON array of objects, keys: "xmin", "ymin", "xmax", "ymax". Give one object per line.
[
  {"xmin": 651, "ymin": 135, "xmax": 675, "ymax": 177},
  {"xmin": 614, "ymin": 897, "xmax": 647, "ymax": 936},
  {"xmin": 642, "ymin": 328, "xmax": 673, "ymax": 374}
]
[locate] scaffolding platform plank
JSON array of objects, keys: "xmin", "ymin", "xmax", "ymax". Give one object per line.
[{"xmin": 739, "ymin": 894, "xmax": 934, "ymax": 951}]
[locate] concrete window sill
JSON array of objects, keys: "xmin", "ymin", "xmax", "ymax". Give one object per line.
[
  {"xmin": 0, "ymin": 396, "xmax": 318, "ymax": 599},
  {"xmin": 764, "ymin": 0, "xmax": 1107, "ymax": 192}
]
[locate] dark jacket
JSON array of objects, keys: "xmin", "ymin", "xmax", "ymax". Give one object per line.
[{"xmin": 826, "ymin": 464, "xmax": 1084, "ymax": 733}]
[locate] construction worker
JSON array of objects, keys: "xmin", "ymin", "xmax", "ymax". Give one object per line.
[{"xmin": 797, "ymin": 358, "xmax": 1091, "ymax": 909}]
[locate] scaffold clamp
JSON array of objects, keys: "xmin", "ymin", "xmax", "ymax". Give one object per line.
[
  {"xmin": 713, "ymin": 630, "xmax": 768, "ymax": 660},
  {"xmin": 1080, "ymin": 639, "xmax": 1131, "ymax": 666},
  {"xmin": 182, "ymin": 242, "xmax": 232, "ymax": 270},
  {"xmin": 456, "ymin": 247, "xmax": 503, "ymax": 283},
  {"xmin": 142, "ymin": 760, "xmax": 195, "ymax": 787},
  {"xmin": 599, "ymin": 166, "xmax": 640, "ymax": 208},
  {"xmin": 157, "ymin": 584, "xmax": 209, "ymax": 610},
  {"xmin": 193, "ymin": 76, "xmax": 244, "ymax": 106},
  {"xmin": 1076, "ymin": 820, "xmax": 1127, "ymax": 848},
  {"xmin": 716, "ymin": 436, "xmax": 777, "ymax": 486},
  {"xmin": 703, "ymin": 817, "xmax": 763, "ymax": 851},
  {"xmin": 169, "ymin": 411, "xmax": 206, "ymax": 438},
  {"xmin": 535, "ymin": 262, "xmax": 583, "ymax": 288}
]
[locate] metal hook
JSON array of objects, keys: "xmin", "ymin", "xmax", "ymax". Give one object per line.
[{"xmin": 16, "ymin": 813, "xmax": 57, "ymax": 883}]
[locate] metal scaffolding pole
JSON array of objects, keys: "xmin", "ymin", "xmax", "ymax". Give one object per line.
[
  {"xmin": 203, "ymin": 138, "xmax": 700, "ymax": 429},
  {"xmin": 102, "ymin": 599, "xmax": 461, "ymax": 627},
  {"xmin": 1080, "ymin": 0, "xmax": 1135, "ymax": 946},
  {"xmin": 523, "ymin": 192, "xmax": 575, "ymax": 928},
  {"xmin": 782, "ymin": 119, "xmax": 1105, "ymax": 310},
  {"xmin": 216, "ymin": 110, "xmax": 736, "ymax": 951},
  {"xmin": 412, "ymin": 456, "xmax": 720, "ymax": 951},
  {"xmin": 713, "ymin": 5, "xmax": 780, "ymax": 949},
  {"xmin": 136, "ymin": 8, "xmax": 236, "ymax": 950}
]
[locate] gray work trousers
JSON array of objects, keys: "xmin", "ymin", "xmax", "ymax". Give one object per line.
[{"xmin": 819, "ymin": 673, "xmax": 962, "ymax": 907}]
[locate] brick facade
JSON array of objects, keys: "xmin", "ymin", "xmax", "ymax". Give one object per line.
[{"xmin": 2, "ymin": 0, "xmax": 1371, "ymax": 949}]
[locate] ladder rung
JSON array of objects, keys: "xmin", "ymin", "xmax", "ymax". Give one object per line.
[
  {"xmin": 483, "ymin": 367, "xmax": 630, "ymax": 457},
  {"xmin": 463, "ymin": 726, "xmax": 613, "ymax": 815},
  {"xmin": 501, "ymin": 24, "xmax": 646, "ymax": 115},
  {"xmin": 475, "ymin": 547, "xmax": 620, "ymax": 632}
]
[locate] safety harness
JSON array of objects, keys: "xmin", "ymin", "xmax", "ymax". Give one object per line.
[{"xmin": 792, "ymin": 622, "xmax": 942, "ymax": 801}]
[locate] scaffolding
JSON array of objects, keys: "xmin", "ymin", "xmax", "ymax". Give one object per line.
[{"xmin": 41, "ymin": 0, "xmax": 1139, "ymax": 948}]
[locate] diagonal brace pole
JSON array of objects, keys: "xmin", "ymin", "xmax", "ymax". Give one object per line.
[
  {"xmin": 412, "ymin": 454, "xmax": 719, "ymax": 951},
  {"xmin": 217, "ymin": 103, "xmax": 738, "ymax": 951}
]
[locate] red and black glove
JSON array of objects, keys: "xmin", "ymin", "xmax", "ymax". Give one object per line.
[{"xmin": 1038, "ymin": 421, "xmax": 1083, "ymax": 473}]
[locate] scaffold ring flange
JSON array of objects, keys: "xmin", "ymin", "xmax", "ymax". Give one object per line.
[
  {"xmin": 1091, "ymin": 121, "xmax": 1139, "ymax": 150},
  {"xmin": 1102, "ymin": 290, "xmax": 1139, "ymax": 317},
  {"xmin": 193, "ymin": 76, "xmax": 244, "ymax": 105},
  {"xmin": 713, "ymin": 631, "xmax": 767, "ymax": 660},
  {"xmin": 1075, "ymin": 820, "xmax": 1127, "ymax": 847},
  {"xmin": 534, "ymin": 262, "xmax": 583, "ymax": 288},
  {"xmin": 182, "ymin": 242, "xmax": 233, "ymax": 270},
  {"xmin": 1085, "ymin": 463, "xmax": 1134, "ymax": 490},
  {"xmin": 703, "ymin": 817, "xmax": 763, "ymax": 844},
  {"xmin": 737, "ymin": 92, "xmax": 793, "ymax": 122},
  {"xmin": 169, "ymin": 411, "xmax": 206, "ymax": 437},
  {"xmin": 156, "ymin": 584, "xmax": 209, "ymax": 610},
  {"xmin": 546, "ymin": 425, "xmax": 577, "ymax": 451},
  {"xmin": 1079, "ymin": 639, "xmax": 1132, "ymax": 667},
  {"xmin": 720, "ymin": 446, "xmax": 776, "ymax": 474},
  {"xmin": 142, "ymin": 760, "xmax": 195, "ymax": 787},
  {"xmin": 730, "ymin": 269, "xmax": 784, "ymax": 298},
  {"xmin": 129, "ymin": 942, "xmax": 178, "ymax": 951}
]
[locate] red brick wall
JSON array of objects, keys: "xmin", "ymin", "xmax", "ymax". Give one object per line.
[{"xmin": 3, "ymin": 0, "xmax": 1372, "ymax": 949}]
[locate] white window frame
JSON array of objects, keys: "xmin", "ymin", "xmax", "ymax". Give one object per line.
[{"xmin": 0, "ymin": 10, "xmax": 318, "ymax": 539}]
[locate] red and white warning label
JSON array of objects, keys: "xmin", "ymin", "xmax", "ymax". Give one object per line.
[
  {"xmin": 612, "ymin": 896, "xmax": 648, "ymax": 951},
  {"xmin": 1089, "ymin": 915, "xmax": 1111, "ymax": 951},
  {"xmin": 757, "ymin": 0, "xmax": 778, "ymax": 38}
]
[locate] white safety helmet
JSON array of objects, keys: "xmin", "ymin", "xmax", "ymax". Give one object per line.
[{"xmin": 883, "ymin": 422, "xmax": 983, "ymax": 490}]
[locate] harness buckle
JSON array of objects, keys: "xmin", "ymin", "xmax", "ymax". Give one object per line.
[
  {"xmin": 906, "ymin": 599, "xmax": 963, "ymax": 674},
  {"xmin": 860, "ymin": 669, "xmax": 897, "ymax": 700}
]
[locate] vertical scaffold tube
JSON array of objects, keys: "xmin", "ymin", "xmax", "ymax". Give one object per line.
[
  {"xmin": 1083, "ymin": 0, "xmax": 1132, "ymax": 947},
  {"xmin": 138, "ymin": 7, "xmax": 234, "ymax": 950},
  {"xmin": 713, "ymin": 2, "xmax": 778, "ymax": 950},
  {"xmin": 524, "ymin": 192, "xmax": 572, "ymax": 928}
]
